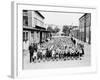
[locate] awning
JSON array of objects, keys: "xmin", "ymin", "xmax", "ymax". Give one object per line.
[{"xmin": 23, "ymin": 26, "xmax": 50, "ymax": 33}]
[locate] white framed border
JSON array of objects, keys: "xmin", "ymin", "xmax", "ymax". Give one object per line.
[{"xmin": 11, "ymin": 1, "xmax": 97, "ymax": 78}]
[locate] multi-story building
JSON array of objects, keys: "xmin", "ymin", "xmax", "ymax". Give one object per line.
[
  {"xmin": 23, "ymin": 10, "xmax": 50, "ymax": 47},
  {"xmin": 79, "ymin": 13, "xmax": 91, "ymax": 44},
  {"xmin": 71, "ymin": 27, "xmax": 80, "ymax": 39}
]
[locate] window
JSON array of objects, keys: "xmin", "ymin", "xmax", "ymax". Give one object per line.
[
  {"xmin": 23, "ymin": 10, "xmax": 28, "ymax": 26},
  {"xmin": 23, "ymin": 31, "xmax": 28, "ymax": 41},
  {"xmin": 31, "ymin": 32, "xmax": 34, "ymax": 39},
  {"xmin": 26, "ymin": 32, "xmax": 28, "ymax": 40},
  {"xmin": 23, "ymin": 16, "xmax": 28, "ymax": 26},
  {"xmin": 23, "ymin": 32, "xmax": 25, "ymax": 41}
]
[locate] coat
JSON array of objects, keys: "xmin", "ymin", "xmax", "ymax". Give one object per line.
[{"xmin": 29, "ymin": 45, "xmax": 34, "ymax": 54}]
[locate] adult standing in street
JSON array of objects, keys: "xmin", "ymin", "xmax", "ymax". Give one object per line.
[{"xmin": 29, "ymin": 43, "xmax": 34, "ymax": 63}]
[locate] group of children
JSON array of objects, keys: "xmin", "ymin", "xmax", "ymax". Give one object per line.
[{"xmin": 30, "ymin": 40, "xmax": 84, "ymax": 63}]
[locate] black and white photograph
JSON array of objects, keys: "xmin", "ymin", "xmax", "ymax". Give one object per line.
[{"xmin": 22, "ymin": 9, "xmax": 91, "ymax": 69}]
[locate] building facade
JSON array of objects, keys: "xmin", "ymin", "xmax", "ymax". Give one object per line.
[
  {"xmin": 23, "ymin": 10, "xmax": 51, "ymax": 50},
  {"xmin": 71, "ymin": 28, "xmax": 80, "ymax": 39},
  {"xmin": 79, "ymin": 13, "xmax": 91, "ymax": 44}
]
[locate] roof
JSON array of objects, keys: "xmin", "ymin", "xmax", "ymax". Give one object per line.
[
  {"xmin": 35, "ymin": 11, "xmax": 45, "ymax": 19},
  {"xmin": 79, "ymin": 13, "xmax": 88, "ymax": 20}
]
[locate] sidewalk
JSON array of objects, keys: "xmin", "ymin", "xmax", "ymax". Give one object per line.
[
  {"xmin": 72, "ymin": 37, "xmax": 90, "ymax": 46},
  {"xmin": 72, "ymin": 37, "xmax": 91, "ymax": 59}
]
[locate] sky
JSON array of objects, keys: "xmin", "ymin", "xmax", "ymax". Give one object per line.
[{"xmin": 39, "ymin": 11, "xmax": 84, "ymax": 30}]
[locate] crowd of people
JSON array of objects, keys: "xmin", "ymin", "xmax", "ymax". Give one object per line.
[{"xmin": 28, "ymin": 37, "xmax": 84, "ymax": 63}]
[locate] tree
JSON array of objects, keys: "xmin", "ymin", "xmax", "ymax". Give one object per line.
[
  {"xmin": 47, "ymin": 26, "xmax": 54, "ymax": 32},
  {"xmin": 54, "ymin": 26, "xmax": 60, "ymax": 33},
  {"xmin": 62, "ymin": 25, "xmax": 70, "ymax": 36},
  {"xmin": 70, "ymin": 26, "xmax": 78, "ymax": 30}
]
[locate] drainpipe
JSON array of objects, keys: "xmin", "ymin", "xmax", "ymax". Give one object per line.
[{"xmin": 84, "ymin": 14, "xmax": 87, "ymax": 42}]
